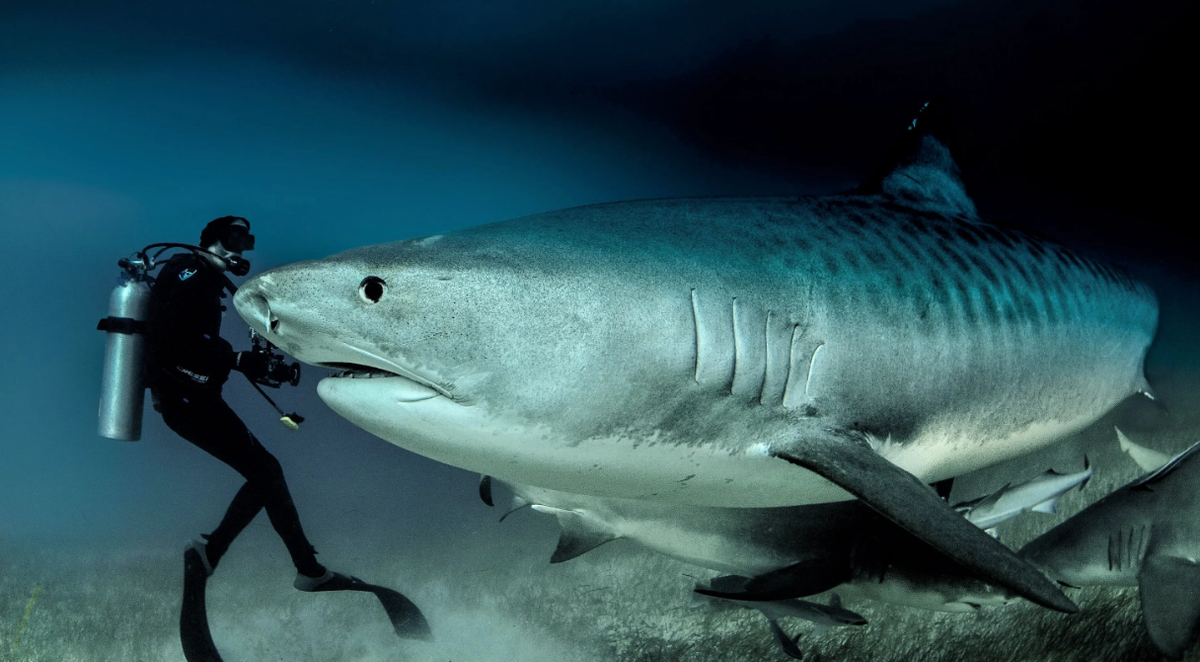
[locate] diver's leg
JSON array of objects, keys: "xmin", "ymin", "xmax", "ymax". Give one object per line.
[
  {"xmin": 202, "ymin": 481, "xmax": 266, "ymax": 570},
  {"xmin": 159, "ymin": 392, "xmax": 324, "ymax": 577}
]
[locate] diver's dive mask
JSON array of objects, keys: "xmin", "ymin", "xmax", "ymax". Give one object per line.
[
  {"xmin": 219, "ymin": 224, "xmax": 255, "ymax": 253},
  {"xmin": 214, "ymin": 220, "xmax": 253, "ymax": 275}
]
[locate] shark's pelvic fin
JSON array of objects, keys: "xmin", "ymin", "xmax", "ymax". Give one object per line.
[
  {"xmin": 855, "ymin": 98, "xmax": 978, "ymax": 219},
  {"xmin": 531, "ymin": 506, "xmax": 619, "ymax": 563},
  {"xmin": 771, "ymin": 428, "xmax": 1077, "ymax": 613},
  {"xmin": 1116, "ymin": 427, "xmax": 1173, "ymax": 473},
  {"xmin": 1134, "ymin": 439, "xmax": 1200, "ymax": 490},
  {"xmin": 1030, "ymin": 497, "xmax": 1060, "ymax": 515},
  {"xmin": 1138, "ymin": 554, "xmax": 1200, "ymax": 659}
]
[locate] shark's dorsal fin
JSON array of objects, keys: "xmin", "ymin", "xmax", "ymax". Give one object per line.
[
  {"xmin": 1138, "ymin": 554, "xmax": 1200, "ymax": 659},
  {"xmin": 856, "ymin": 98, "xmax": 979, "ymax": 219}
]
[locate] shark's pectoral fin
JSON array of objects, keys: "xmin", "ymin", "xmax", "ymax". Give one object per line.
[
  {"xmin": 771, "ymin": 429, "xmax": 1077, "ymax": 613},
  {"xmin": 530, "ymin": 506, "xmax": 619, "ymax": 563},
  {"xmin": 764, "ymin": 616, "xmax": 805, "ymax": 660},
  {"xmin": 1138, "ymin": 554, "xmax": 1200, "ymax": 659},
  {"xmin": 694, "ymin": 559, "xmax": 850, "ymax": 602}
]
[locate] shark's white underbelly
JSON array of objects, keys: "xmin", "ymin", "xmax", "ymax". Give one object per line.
[{"xmin": 318, "ymin": 374, "xmax": 1111, "ymax": 508}]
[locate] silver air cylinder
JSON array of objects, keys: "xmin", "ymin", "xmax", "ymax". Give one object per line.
[{"xmin": 98, "ymin": 278, "xmax": 152, "ymax": 441}]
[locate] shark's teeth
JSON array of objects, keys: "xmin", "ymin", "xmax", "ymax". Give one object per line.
[
  {"xmin": 334, "ymin": 369, "xmax": 394, "ymax": 379},
  {"xmin": 327, "ymin": 363, "xmax": 398, "ymax": 379}
]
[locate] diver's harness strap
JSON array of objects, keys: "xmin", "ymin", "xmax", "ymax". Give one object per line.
[{"xmin": 96, "ymin": 316, "xmax": 149, "ymax": 335}]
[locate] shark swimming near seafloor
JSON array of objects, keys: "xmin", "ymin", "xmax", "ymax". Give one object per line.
[
  {"xmin": 233, "ymin": 101, "xmax": 1157, "ymax": 613},
  {"xmin": 499, "ymin": 465, "xmax": 1089, "ymax": 613},
  {"xmin": 693, "ymin": 581, "xmax": 866, "ymax": 660},
  {"xmin": 1020, "ymin": 434, "xmax": 1200, "ymax": 659}
]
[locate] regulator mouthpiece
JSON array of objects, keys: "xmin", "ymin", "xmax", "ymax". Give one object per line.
[{"xmin": 226, "ymin": 255, "xmax": 251, "ymax": 276}]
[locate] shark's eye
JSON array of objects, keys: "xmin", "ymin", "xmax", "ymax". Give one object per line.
[{"xmin": 359, "ymin": 276, "xmax": 386, "ymax": 304}]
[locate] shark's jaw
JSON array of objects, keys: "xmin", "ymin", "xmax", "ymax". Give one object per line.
[{"xmin": 310, "ymin": 343, "xmax": 454, "ymax": 402}]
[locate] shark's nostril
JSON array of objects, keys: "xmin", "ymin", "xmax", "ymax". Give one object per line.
[
  {"xmin": 234, "ymin": 289, "xmax": 273, "ymax": 332},
  {"xmin": 269, "ymin": 316, "xmax": 280, "ymax": 333}
]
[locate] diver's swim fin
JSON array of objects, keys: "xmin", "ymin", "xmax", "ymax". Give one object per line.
[
  {"xmin": 302, "ymin": 573, "xmax": 433, "ymax": 641},
  {"xmin": 181, "ymin": 548, "xmax": 224, "ymax": 662},
  {"xmin": 772, "ymin": 428, "xmax": 1077, "ymax": 613}
]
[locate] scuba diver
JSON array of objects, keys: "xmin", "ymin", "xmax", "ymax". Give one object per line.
[
  {"xmin": 145, "ymin": 216, "xmax": 332, "ymax": 586},
  {"xmin": 133, "ymin": 216, "xmax": 429, "ymax": 659}
]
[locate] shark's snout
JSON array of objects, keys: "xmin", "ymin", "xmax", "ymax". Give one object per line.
[{"xmin": 233, "ymin": 282, "xmax": 275, "ymax": 334}]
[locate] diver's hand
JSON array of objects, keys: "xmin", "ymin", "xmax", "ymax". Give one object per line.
[{"xmin": 234, "ymin": 351, "xmax": 270, "ymax": 380}]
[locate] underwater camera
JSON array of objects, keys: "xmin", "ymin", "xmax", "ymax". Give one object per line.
[{"xmin": 247, "ymin": 329, "xmax": 301, "ymax": 388}]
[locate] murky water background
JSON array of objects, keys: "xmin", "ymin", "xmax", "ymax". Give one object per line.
[{"xmin": 2, "ymin": 1, "xmax": 1194, "ymax": 659}]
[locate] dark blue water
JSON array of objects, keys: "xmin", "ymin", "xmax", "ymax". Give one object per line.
[{"xmin": 1, "ymin": 1, "xmax": 1193, "ymax": 660}]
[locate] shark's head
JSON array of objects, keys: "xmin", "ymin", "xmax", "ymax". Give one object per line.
[
  {"xmin": 1018, "ymin": 508, "xmax": 1145, "ymax": 587},
  {"xmin": 232, "ymin": 228, "xmax": 763, "ymax": 496}
]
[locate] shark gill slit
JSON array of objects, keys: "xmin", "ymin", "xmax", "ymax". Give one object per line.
[
  {"xmin": 730, "ymin": 297, "xmax": 739, "ymax": 394},
  {"xmin": 690, "ymin": 289, "xmax": 700, "ymax": 383},
  {"xmin": 781, "ymin": 323, "xmax": 799, "ymax": 405},
  {"xmin": 1109, "ymin": 529, "xmax": 1124, "ymax": 572},
  {"xmin": 759, "ymin": 310, "xmax": 772, "ymax": 406},
  {"xmin": 805, "ymin": 343, "xmax": 826, "ymax": 398}
]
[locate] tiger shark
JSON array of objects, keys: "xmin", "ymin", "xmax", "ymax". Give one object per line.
[
  {"xmin": 1019, "ymin": 437, "xmax": 1200, "ymax": 659},
  {"xmin": 233, "ymin": 102, "xmax": 1156, "ymax": 613}
]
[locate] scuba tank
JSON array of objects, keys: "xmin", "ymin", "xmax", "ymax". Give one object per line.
[
  {"xmin": 97, "ymin": 258, "xmax": 152, "ymax": 441},
  {"xmin": 97, "ymin": 242, "xmax": 305, "ymax": 440}
]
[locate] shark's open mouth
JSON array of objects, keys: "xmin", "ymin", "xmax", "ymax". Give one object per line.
[
  {"xmin": 314, "ymin": 352, "xmax": 453, "ymax": 402},
  {"xmin": 322, "ymin": 362, "xmax": 401, "ymax": 379}
]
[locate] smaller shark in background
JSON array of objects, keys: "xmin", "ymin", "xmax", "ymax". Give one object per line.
[
  {"xmin": 496, "ymin": 464, "xmax": 1091, "ymax": 613},
  {"xmin": 693, "ymin": 580, "xmax": 865, "ymax": 660},
  {"xmin": 954, "ymin": 461, "xmax": 1092, "ymax": 531},
  {"xmin": 1020, "ymin": 435, "xmax": 1200, "ymax": 659}
]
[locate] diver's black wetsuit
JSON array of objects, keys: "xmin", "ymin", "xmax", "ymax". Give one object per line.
[{"xmin": 147, "ymin": 252, "xmax": 323, "ymax": 577}]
